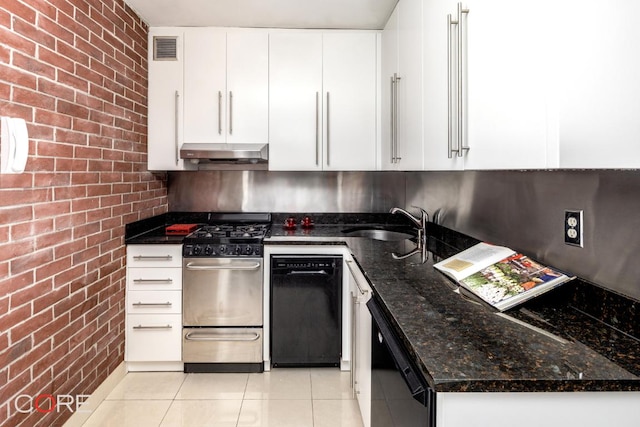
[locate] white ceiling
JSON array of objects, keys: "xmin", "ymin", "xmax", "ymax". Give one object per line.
[{"xmin": 124, "ymin": 0, "xmax": 398, "ymax": 30}]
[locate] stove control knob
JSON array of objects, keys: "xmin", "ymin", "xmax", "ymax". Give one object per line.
[
  {"xmin": 204, "ymin": 245, "xmax": 212, "ymax": 255},
  {"xmin": 244, "ymin": 245, "xmax": 253, "ymax": 255},
  {"xmin": 234, "ymin": 245, "xmax": 242, "ymax": 255},
  {"xmin": 254, "ymin": 246, "xmax": 262, "ymax": 256},
  {"xmin": 219, "ymin": 245, "xmax": 226, "ymax": 254},
  {"xmin": 193, "ymin": 245, "xmax": 201, "ymax": 255}
]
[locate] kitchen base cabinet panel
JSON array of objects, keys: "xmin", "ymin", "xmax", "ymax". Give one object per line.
[
  {"xmin": 436, "ymin": 391, "xmax": 640, "ymax": 427},
  {"xmin": 126, "ymin": 245, "xmax": 183, "ymax": 371}
]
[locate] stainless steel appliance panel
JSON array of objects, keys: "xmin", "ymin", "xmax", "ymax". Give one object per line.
[
  {"xmin": 183, "ymin": 258, "xmax": 263, "ymax": 327},
  {"xmin": 183, "ymin": 327, "xmax": 263, "ymax": 363}
]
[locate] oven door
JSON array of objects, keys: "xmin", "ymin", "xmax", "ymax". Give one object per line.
[{"xmin": 183, "ymin": 257, "xmax": 263, "ymax": 327}]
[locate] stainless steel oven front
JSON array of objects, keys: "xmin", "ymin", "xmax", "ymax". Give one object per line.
[{"xmin": 182, "ymin": 257, "xmax": 264, "ymax": 372}]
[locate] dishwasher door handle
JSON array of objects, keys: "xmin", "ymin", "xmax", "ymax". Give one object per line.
[{"xmin": 284, "ymin": 270, "xmax": 329, "ymax": 276}]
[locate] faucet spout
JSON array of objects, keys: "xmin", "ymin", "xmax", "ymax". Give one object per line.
[{"xmin": 390, "ymin": 206, "xmax": 429, "ymax": 247}]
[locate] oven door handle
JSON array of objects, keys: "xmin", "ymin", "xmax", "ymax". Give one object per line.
[
  {"xmin": 184, "ymin": 331, "xmax": 261, "ymax": 342},
  {"xmin": 185, "ymin": 262, "xmax": 261, "ymax": 271}
]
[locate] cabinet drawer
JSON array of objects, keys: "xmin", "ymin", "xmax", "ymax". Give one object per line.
[
  {"xmin": 127, "ymin": 268, "xmax": 182, "ymax": 291},
  {"xmin": 127, "ymin": 291, "xmax": 181, "ymax": 314},
  {"xmin": 126, "ymin": 314, "xmax": 182, "ymax": 362},
  {"xmin": 127, "ymin": 245, "xmax": 182, "ymax": 268}
]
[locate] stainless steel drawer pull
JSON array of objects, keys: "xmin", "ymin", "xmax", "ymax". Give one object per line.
[
  {"xmin": 133, "ymin": 324, "xmax": 172, "ymax": 330},
  {"xmin": 185, "ymin": 332, "xmax": 260, "ymax": 342},
  {"xmin": 133, "ymin": 278, "xmax": 173, "ymax": 284},
  {"xmin": 174, "ymin": 90, "xmax": 180, "ymax": 165},
  {"xmin": 185, "ymin": 262, "xmax": 261, "ymax": 271},
  {"xmin": 133, "ymin": 255, "xmax": 173, "ymax": 261},
  {"xmin": 218, "ymin": 90, "xmax": 222, "ymax": 135},
  {"xmin": 132, "ymin": 302, "xmax": 172, "ymax": 307}
]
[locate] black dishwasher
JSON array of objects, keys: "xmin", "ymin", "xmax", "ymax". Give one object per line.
[
  {"xmin": 368, "ymin": 297, "xmax": 436, "ymax": 427},
  {"xmin": 270, "ymin": 255, "xmax": 342, "ymax": 367}
]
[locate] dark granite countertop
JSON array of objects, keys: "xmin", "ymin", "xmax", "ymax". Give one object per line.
[{"xmin": 125, "ymin": 213, "xmax": 640, "ymax": 392}]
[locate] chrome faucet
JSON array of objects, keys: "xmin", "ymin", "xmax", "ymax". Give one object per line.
[{"xmin": 389, "ymin": 206, "xmax": 429, "ymax": 247}]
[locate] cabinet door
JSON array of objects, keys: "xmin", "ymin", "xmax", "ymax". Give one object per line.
[
  {"xmin": 183, "ymin": 28, "xmax": 226, "ymax": 144},
  {"xmin": 558, "ymin": 0, "xmax": 640, "ymax": 168},
  {"xmin": 380, "ymin": 5, "xmax": 400, "ymax": 170},
  {"xmin": 323, "ymin": 32, "xmax": 378, "ymax": 171},
  {"xmin": 464, "ymin": 0, "xmax": 552, "ymax": 169},
  {"xmin": 226, "ymin": 32, "xmax": 269, "ymax": 145},
  {"xmin": 423, "ymin": 0, "xmax": 464, "ymax": 170},
  {"xmin": 269, "ymin": 32, "xmax": 323, "ymax": 171},
  {"xmin": 396, "ymin": 0, "xmax": 424, "ymax": 170},
  {"xmin": 423, "ymin": 0, "xmax": 553, "ymax": 170},
  {"xmin": 147, "ymin": 28, "xmax": 184, "ymax": 171},
  {"xmin": 355, "ymin": 294, "xmax": 372, "ymax": 427},
  {"xmin": 126, "ymin": 314, "xmax": 182, "ymax": 362}
]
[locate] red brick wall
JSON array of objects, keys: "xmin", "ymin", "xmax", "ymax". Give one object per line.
[{"xmin": 0, "ymin": 1, "xmax": 165, "ymax": 426}]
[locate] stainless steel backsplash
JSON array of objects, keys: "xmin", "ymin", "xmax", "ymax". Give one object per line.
[{"xmin": 169, "ymin": 169, "xmax": 640, "ymax": 301}]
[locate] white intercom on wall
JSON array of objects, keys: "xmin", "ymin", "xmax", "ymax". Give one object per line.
[{"xmin": 0, "ymin": 116, "xmax": 29, "ymax": 174}]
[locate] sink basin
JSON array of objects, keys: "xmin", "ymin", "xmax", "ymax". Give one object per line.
[{"xmin": 341, "ymin": 229, "xmax": 415, "ymax": 241}]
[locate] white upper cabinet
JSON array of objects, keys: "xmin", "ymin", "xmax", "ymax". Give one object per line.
[
  {"xmin": 557, "ymin": 0, "xmax": 640, "ymax": 168},
  {"xmin": 147, "ymin": 28, "xmax": 185, "ymax": 171},
  {"xmin": 464, "ymin": 0, "xmax": 553, "ymax": 169},
  {"xmin": 183, "ymin": 29, "xmax": 269, "ymax": 145},
  {"xmin": 423, "ymin": 0, "xmax": 554, "ymax": 170},
  {"xmin": 381, "ymin": 0, "xmax": 424, "ymax": 170},
  {"xmin": 269, "ymin": 32, "xmax": 324, "ymax": 171},
  {"xmin": 269, "ymin": 31, "xmax": 378, "ymax": 171}
]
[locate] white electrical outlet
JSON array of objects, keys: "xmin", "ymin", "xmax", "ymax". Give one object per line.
[{"xmin": 564, "ymin": 210, "xmax": 583, "ymax": 247}]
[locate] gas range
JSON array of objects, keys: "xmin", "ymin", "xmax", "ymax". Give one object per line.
[{"xmin": 182, "ymin": 213, "xmax": 271, "ymax": 257}]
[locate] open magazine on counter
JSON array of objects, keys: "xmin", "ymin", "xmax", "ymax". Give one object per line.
[{"xmin": 433, "ymin": 242, "xmax": 574, "ymax": 311}]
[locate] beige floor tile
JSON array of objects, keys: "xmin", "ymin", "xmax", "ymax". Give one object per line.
[
  {"xmin": 313, "ymin": 399, "xmax": 364, "ymax": 427},
  {"xmin": 82, "ymin": 400, "xmax": 171, "ymax": 427},
  {"xmin": 237, "ymin": 399, "xmax": 313, "ymax": 427},
  {"xmin": 175, "ymin": 373, "xmax": 249, "ymax": 400},
  {"xmin": 244, "ymin": 368, "xmax": 311, "ymax": 400},
  {"xmin": 106, "ymin": 372, "xmax": 187, "ymax": 400},
  {"xmin": 159, "ymin": 399, "xmax": 242, "ymax": 427},
  {"xmin": 310, "ymin": 368, "xmax": 354, "ymax": 400}
]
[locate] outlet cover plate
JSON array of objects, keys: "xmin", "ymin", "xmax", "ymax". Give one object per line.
[{"xmin": 565, "ymin": 210, "xmax": 583, "ymax": 247}]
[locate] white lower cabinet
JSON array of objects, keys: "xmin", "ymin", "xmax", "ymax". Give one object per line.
[
  {"xmin": 125, "ymin": 245, "xmax": 183, "ymax": 371},
  {"xmin": 346, "ymin": 256, "xmax": 372, "ymax": 427},
  {"xmin": 437, "ymin": 391, "xmax": 640, "ymax": 427},
  {"xmin": 126, "ymin": 314, "xmax": 182, "ymax": 362}
]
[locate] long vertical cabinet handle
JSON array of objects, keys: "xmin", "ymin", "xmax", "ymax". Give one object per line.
[
  {"xmin": 457, "ymin": 3, "xmax": 470, "ymax": 157},
  {"xmin": 174, "ymin": 90, "xmax": 180, "ymax": 165},
  {"xmin": 229, "ymin": 91, "xmax": 233, "ymax": 135},
  {"xmin": 316, "ymin": 91, "xmax": 320, "ymax": 166},
  {"xmin": 217, "ymin": 91, "xmax": 222, "ymax": 135},
  {"xmin": 394, "ymin": 73, "xmax": 402, "ymax": 163},
  {"xmin": 326, "ymin": 92, "xmax": 330, "ymax": 167},
  {"xmin": 447, "ymin": 14, "xmax": 457, "ymax": 158},
  {"xmin": 390, "ymin": 76, "xmax": 396, "ymax": 163}
]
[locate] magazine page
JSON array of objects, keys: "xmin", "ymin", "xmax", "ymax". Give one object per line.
[
  {"xmin": 458, "ymin": 253, "xmax": 570, "ymax": 311},
  {"xmin": 433, "ymin": 242, "xmax": 515, "ymax": 281}
]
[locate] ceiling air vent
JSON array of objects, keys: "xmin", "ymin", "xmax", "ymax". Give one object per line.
[{"xmin": 153, "ymin": 36, "xmax": 177, "ymax": 61}]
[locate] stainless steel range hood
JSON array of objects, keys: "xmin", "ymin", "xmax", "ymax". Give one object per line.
[{"xmin": 180, "ymin": 143, "xmax": 269, "ymax": 170}]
